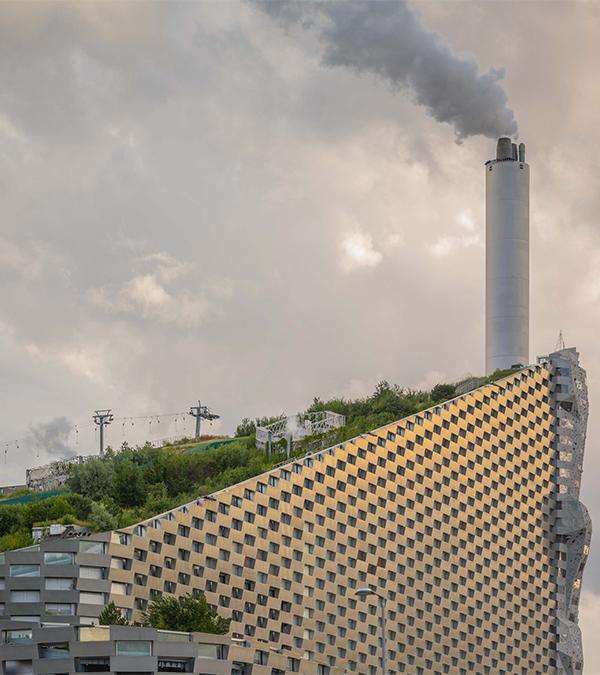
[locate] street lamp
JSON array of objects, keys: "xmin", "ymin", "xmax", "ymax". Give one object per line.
[{"xmin": 355, "ymin": 588, "xmax": 388, "ymax": 675}]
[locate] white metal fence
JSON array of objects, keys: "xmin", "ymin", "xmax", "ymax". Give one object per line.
[{"xmin": 256, "ymin": 411, "xmax": 346, "ymax": 451}]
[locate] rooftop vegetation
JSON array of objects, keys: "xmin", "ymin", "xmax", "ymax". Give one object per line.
[
  {"xmin": 0, "ymin": 379, "xmax": 457, "ymax": 553},
  {"xmin": 142, "ymin": 593, "xmax": 230, "ymax": 634},
  {"xmin": 98, "ymin": 593, "xmax": 230, "ymax": 634}
]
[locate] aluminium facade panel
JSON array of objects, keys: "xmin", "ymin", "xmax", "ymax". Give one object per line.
[{"xmin": 0, "ymin": 348, "xmax": 591, "ymax": 675}]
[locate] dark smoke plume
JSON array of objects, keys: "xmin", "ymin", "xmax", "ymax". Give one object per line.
[
  {"xmin": 26, "ymin": 417, "xmax": 75, "ymax": 459},
  {"xmin": 257, "ymin": 0, "xmax": 518, "ymax": 142}
]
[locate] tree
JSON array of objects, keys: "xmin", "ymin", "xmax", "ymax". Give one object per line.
[
  {"xmin": 430, "ymin": 383, "xmax": 456, "ymax": 403},
  {"xmin": 99, "ymin": 602, "xmax": 129, "ymax": 626},
  {"xmin": 235, "ymin": 418, "xmax": 255, "ymax": 437},
  {"xmin": 67, "ymin": 458, "xmax": 114, "ymax": 502},
  {"xmin": 142, "ymin": 593, "xmax": 230, "ymax": 634},
  {"xmin": 66, "ymin": 493, "xmax": 93, "ymax": 521},
  {"xmin": 0, "ymin": 506, "xmax": 21, "ymax": 536},
  {"xmin": 140, "ymin": 485, "xmax": 176, "ymax": 519},
  {"xmin": 20, "ymin": 496, "xmax": 76, "ymax": 531},
  {"xmin": 113, "ymin": 461, "xmax": 146, "ymax": 507},
  {"xmin": 88, "ymin": 502, "xmax": 119, "ymax": 532},
  {"xmin": 0, "ymin": 530, "xmax": 32, "ymax": 553}
]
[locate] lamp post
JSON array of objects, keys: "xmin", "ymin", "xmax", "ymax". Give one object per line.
[{"xmin": 356, "ymin": 587, "xmax": 388, "ymax": 675}]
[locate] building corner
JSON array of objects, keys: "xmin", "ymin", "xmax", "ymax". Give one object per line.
[{"xmin": 550, "ymin": 348, "xmax": 592, "ymax": 675}]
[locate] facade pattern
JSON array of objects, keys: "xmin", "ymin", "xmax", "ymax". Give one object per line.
[
  {"xmin": 0, "ymin": 624, "xmax": 230, "ymax": 675},
  {"xmin": 0, "ymin": 349, "xmax": 591, "ymax": 675}
]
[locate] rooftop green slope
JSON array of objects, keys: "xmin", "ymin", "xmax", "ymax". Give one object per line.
[
  {"xmin": 0, "ymin": 488, "xmax": 66, "ymax": 507},
  {"xmin": 0, "ymin": 379, "xmax": 457, "ymax": 553}
]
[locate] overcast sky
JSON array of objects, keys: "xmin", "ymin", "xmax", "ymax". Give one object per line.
[{"xmin": 1, "ymin": 0, "xmax": 600, "ymax": 669}]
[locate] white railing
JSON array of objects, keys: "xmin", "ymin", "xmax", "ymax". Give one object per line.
[{"xmin": 256, "ymin": 411, "xmax": 345, "ymax": 450}]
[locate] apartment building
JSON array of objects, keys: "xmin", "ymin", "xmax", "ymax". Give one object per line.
[{"xmin": 0, "ymin": 623, "xmax": 230, "ymax": 675}]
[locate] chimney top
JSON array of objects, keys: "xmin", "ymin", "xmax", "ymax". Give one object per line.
[{"xmin": 496, "ymin": 137, "xmax": 513, "ymax": 160}]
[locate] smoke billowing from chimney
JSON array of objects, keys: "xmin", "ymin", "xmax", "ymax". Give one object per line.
[
  {"xmin": 257, "ymin": 0, "xmax": 518, "ymax": 142},
  {"xmin": 26, "ymin": 416, "xmax": 75, "ymax": 459}
]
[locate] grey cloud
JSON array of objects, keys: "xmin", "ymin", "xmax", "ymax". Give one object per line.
[
  {"xmin": 24, "ymin": 416, "xmax": 75, "ymax": 459},
  {"xmin": 256, "ymin": 0, "xmax": 518, "ymax": 141},
  {"xmin": 87, "ymin": 252, "xmax": 233, "ymax": 327}
]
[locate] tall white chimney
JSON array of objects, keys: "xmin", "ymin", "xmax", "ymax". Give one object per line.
[{"xmin": 485, "ymin": 137, "xmax": 530, "ymax": 374}]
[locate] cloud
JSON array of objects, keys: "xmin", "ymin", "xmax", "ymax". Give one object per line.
[
  {"xmin": 60, "ymin": 347, "xmax": 108, "ymax": 386},
  {"xmin": 578, "ymin": 591, "xmax": 600, "ymax": 672},
  {"xmin": 428, "ymin": 233, "xmax": 480, "ymax": 258},
  {"xmin": 428, "ymin": 209, "xmax": 482, "ymax": 258},
  {"xmin": 124, "ymin": 274, "xmax": 171, "ymax": 309},
  {"xmin": 576, "ymin": 250, "xmax": 600, "ymax": 308},
  {"xmin": 456, "ymin": 209, "xmax": 476, "ymax": 231},
  {"xmin": 24, "ymin": 416, "xmax": 75, "ymax": 459},
  {"xmin": 137, "ymin": 252, "xmax": 191, "ymax": 282},
  {"xmin": 414, "ymin": 370, "xmax": 449, "ymax": 391},
  {"xmin": 0, "ymin": 112, "xmax": 27, "ymax": 144},
  {"xmin": 386, "ymin": 232, "xmax": 404, "ymax": 247},
  {"xmin": 88, "ymin": 252, "xmax": 233, "ymax": 327},
  {"xmin": 0, "ymin": 237, "xmax": 45, "ymax": 281},
  {"xmin": 340, "ymin": 231, "xmax": 383, "ymax": 272}
]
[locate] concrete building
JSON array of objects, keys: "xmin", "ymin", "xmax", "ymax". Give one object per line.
[
  {"xmin": 26, "ymin": 458, "xmax": 86, "ymax": 493},
  {"xmin": 0, "ymin": 348, "xmax": 591, "ymax": 674},
  {"xmin": 0, "ymin": 623, "xmax": 230, "ymax": 675}
]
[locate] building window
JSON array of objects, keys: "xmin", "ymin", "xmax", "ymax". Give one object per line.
[
  {"xmin": 79, "ymin": 541, "xmax": 105, "ymax": 555},
  {"xmin": 80, "ymin": 592, "xmax": 106, "ymax": 605},
  {"xmin": 254, "ymin": 650, "xmax": 269, "ymax": 665},
  {"xmin": 157, "ymin": 658, "xmax": 191, "ymax": 672},
  {"xmin": 198, "ymin": 643, "xmax": 226, "ymax": 659},
  {"xmin": 39, "ymin": 643, "xmax": 70, "ymax": 659},
  {"xmin": 115, "ymin": 641, "xmax": 152, "ymax": 657},
  {"xmin": 45, "ymin": 578, "xmax": 74, "ymax": 591},
  {"xmin": 110, "ymin": 582, "xmax": 129, "ymax": 596},
  {"xmin": 45, "ymin": 603, "xmax": 75, "ymax": 616},
  {"xmin": 4, "ymin": 660, "xmax": 33, "ymax": 675},
  {"xmin": 10, "ymin": 591, "xmax": 40, "ymax": 603},
  {"xmin": 3, "ymin": 630, "xmax": 33, "ymax": 645},
  {"xmin": 44, "ymin": 552, "xmax": 74, "ymax": 566},
  {"xmin": 111, "ymin": 558, "xmax": 131, "ymax": 571},
  {"xmin": 10, "ymin": 565, "xmax": 39, "ymax": 578},
  {"xmin": 80, "ymin": 567, "xmax": 104, "ymax": 580}
]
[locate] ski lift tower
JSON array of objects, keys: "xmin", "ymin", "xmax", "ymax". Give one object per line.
[
  {"xmin": 188, "ymin": 401, "xmax": 220, "ymax": 440},
  {"xmin": 93, "ymin": 409, "xmax": 114, "ymax": 456}
]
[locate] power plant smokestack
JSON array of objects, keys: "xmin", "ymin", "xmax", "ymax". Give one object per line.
[{"xmin": 485, "ymin": 137, "xmax": 530, "ymax": 374}]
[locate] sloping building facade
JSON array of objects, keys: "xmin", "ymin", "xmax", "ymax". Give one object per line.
[{"xmin": 0, "ymin": 348, "xmax": 591, "ymax": 675}]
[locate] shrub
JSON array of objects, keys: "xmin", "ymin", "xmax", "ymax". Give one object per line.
[
  {"xmin": 88, "ymin": 502, "xmax": 119, "ymax": 532},
  {"xmin": 142, "ymin": 593, "xmax": 230, "ymax": 634},
  {"xmin": 99, "ymin": 602, "xmax": 129, "ymax": 626}
]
